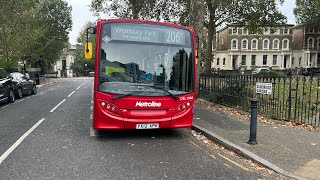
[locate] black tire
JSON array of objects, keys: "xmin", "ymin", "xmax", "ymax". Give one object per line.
[
  {"xmin": 31, "ymin": 85, "xmax": 37, "ymax": 95},
  {"xmin": 16, "ymin": 87, "xmax": 23, "ymax": 99},
  {"xmin": 7, "ymin": 89, "xmax": 15, "ymax": 103}
]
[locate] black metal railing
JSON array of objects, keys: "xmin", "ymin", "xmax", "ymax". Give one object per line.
[{"xmin": 199, "ymin": 74, "xmax": 320, "ymax": 128}]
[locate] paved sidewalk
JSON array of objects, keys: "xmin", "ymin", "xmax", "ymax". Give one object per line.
[
  {"xmin": 193, "ymin": 99, "xmax": 320, "ymax": 180},
  {"xmin": 36, "ymin": 78, "xmax": 59, "ymax": 88}
]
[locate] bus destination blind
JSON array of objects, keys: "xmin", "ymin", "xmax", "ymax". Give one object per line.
[{"xmin": 110, "ymin": 24, "xmax": 186, "ymax": 45}]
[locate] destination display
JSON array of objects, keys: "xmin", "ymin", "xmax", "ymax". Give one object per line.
[{"xmin": 110, "ymin": 24, "xmax": 187, "ymax": 45}]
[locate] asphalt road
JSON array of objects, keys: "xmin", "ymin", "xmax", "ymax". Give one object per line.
[{"xmin": 0, "ymin": 78, "xmax": 286, "ymax": 180}]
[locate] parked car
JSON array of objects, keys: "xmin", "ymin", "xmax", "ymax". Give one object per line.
[
  {"xmin": 88, "ymin": 71, "xmax": 95, "ymax": 77},
  {"xmin": 0, "ymin": 68, "xmax": 15, "ymax": 103},
  {"xmin": 252, "ymin": 68, "xmax": 270, "ymax": 74},
  {"xmin": 302, "ymin": 67, "xmax": 320, "ymax": 76},
  {"xmin": 10, "ymin": 72, "xmax": 37, "ymax": 98}
]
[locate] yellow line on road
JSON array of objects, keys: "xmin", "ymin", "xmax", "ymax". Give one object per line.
[
  {"xmin": 224, "ymin": 163, "xmax": 232, "ymax": 169},
  {"xmin": 209, "ymin": 154, "xmax": 216, "ymax": 159},
  {"xmin": 218, "ymin": 154, "xmax": 251, "ymax": 172}
]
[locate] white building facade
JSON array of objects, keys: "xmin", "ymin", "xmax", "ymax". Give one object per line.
[
  {"xmin": 53, "ymin": 43, "xmax": 76, "ymax": 77},
  {"xmin": 213, "ymin": 25, "xmax": 320, "ymax": 71}
]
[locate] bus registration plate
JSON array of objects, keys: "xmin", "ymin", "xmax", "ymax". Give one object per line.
[{"xmin": 136, "ymin": 123, "xmax": 159, "ymax": 129}]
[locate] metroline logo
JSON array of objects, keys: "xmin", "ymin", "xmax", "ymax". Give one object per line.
[{"xmin": 135, "ymin": 101, "xmax": 162, "ymax": 107}]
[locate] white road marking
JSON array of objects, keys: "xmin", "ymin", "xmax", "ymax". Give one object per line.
[
  {"xmin": 67, "ymin": 91, "xmax": 75, "ymax": 97},
  {"xmin": 0, "ymin": 118, "xmax": 45, "ymax": 165},
  {"xmin": 90, "ymin": 128, "xmax": 98, "ymax": 137},
  {"xmin": 50, "ymin": 99, "xmax": 66, "ymax": 112},
  {"xmin": 76, "ymin": 83, "xmax": 85, "ymax": 90}
]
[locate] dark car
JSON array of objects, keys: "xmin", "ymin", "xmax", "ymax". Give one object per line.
[
  {"xmin": 302, "ymin": 67, "xmax": 320, "ymax": 76},
  {"xmin": 0, "ymin": 68, "xmax": 15, "ymax": 103},
  {"xmin": 10, "ymin": 72, "xmax": 37, "ymax": 98}
]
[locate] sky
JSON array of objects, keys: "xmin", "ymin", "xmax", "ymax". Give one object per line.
[{"xmin": 65, "ymin": 0, "xmax": 296, "ymax": 45}]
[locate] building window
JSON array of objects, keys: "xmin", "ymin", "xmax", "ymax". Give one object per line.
[
  {"xmin": 292, "ymin": 58, "xmax": 294, "ymax": 65},
  {"xmin": 242, "ymin": 39, "xmax": 248, "ymax": 49},
  {"xmin": 223, "ymin": 58, "xmax": 226, "ymax": 65},
  {"xmin": 231, "ymin": 39, "xmax": 238, "ymax": 50},
  {"xmin": 251, "ymin": 39, "xmax": 258, "ymax": 49},
  {"xmin": 307, "ymin": 28, "xmax": 315, "ymax": 33},
  {"xmin": 263, "ymin": 55, "xmax": 268, "ymax": 65},
  {"xmin": 222, "ymin": 37, "xmax": 224, "ymax": 44},
  {"xmin": 263, "ymin": 39, "xmax": 269, "ymax": 49},
  {"xmin": 299, "ymin": 57, "xmax": 301, "ymax": 66},
  {"xmin": 318, "ymin": 37, "xmax": 320, "ymax": 48},
  {"xmin": 273, "ymin": 39, "xmax": 279, "ymax": 49},
  {"xmin": 271, "ymin": 28, "xmax": 280, "ymax": 35},
  {"xmin": 282, "ymin": 39, "xmax": 289, "ymax": 49},
  {"xmin": 308, "ymin": 37, "xmax": 315, "ymax": 48},
  {"xmin": 251, "ymin": 55, "xmax": 256, "ymax": 66},
  {"xmin": 241, "ymin": 55, "xmax": 246, "ymax": 65},
  {"xmin": 283, "ymin": 28, "xmax": 289, "ymax": 34},
  {"xmin": 273, "ymin": 55, "xmax": 277, "ymax": 65},
  {"xmin": 231, "ymin": 28, "xmax": 238, "ymax": 35},
  {"xmin": 242, "ymin": 28, "xmax": 248, "ymax": 35},
  {"xmin": 217, "ymin": 58, "xmax": 220, "ymax": 65}
]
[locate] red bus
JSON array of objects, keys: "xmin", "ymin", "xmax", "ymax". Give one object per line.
[{"xmin": 86, "ymin": 19, "xmax": 196, "ymax": 130}]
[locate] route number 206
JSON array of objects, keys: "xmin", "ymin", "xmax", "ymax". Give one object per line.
[{"xmin": 166, "ymin": 32, "xmax": 182, "ymax": 44}]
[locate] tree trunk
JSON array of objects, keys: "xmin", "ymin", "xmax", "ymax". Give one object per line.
[
  {"xmin": 204, "ymin": 19, "xmax": 213, "ymax": 72},
  {"xmin": 204, "ymin": 3, "xmax": 216, "ymax": 72},
  {"xmin": 131, "ymin": 0, "xmax": 139, "ymax": 19},
  {"xmin": 189, "ymin": 0, "xmax": 204, "ymax": 97}
]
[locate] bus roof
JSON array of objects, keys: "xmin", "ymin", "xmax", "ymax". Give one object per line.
[{"xmin": 98, "ymin": 18, "xmax": 194, "ymax": 32}]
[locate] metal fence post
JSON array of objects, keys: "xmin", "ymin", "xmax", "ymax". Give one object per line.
[
  {"xmin": 287, "ymin": 75, "xmax": 292, "ymax": 120},
  {"xmin": 248, "ymin": 98, "xmax": 259, "ymax": 145}
]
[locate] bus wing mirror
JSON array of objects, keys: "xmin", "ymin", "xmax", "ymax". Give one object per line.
[
  {"xmin": 84, "ymin": 27, "xmax": 96, "ymax": 59},
  {"xmin": 85, "ymin": 42, "xmax": 93, "ymax": 59}
]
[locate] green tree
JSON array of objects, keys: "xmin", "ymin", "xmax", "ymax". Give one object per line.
[
  {"xmin": 0, "ymin": 0, "xmax": 40, "ymax": 63},
  {"xmin": 31, "ymin": 0, "xmax": 72, "ymax": 71},
  {"xmin": 202, "ymin": 0, "xmax": 287, "ymax": 72},
  {"xmin": 294, "ymin": 0, "xmax": 320, "ymax": 26},
  {"xmin": 71, "ymin": 22, "xmax": 96, "ymax": 76},
  {"xmin": 90, "ymin": 0, "xmax": 159, "ymax": 19},
  {"xmin": 0, "ymin": 0, "xmax": 72, "ymax": 72}
]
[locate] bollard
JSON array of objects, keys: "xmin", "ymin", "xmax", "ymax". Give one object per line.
[{"xmin": 247, "ymin": 98, "xmax": 259, "ymax": 145}]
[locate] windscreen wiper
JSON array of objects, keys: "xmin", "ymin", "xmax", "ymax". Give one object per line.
[
  {"xmin": 130, "ymin": 84, "xmax": 179, "ymax": 101},
  {"xmin": 112, "ymin": 91, "xmax": 144, "ymax": 100}
]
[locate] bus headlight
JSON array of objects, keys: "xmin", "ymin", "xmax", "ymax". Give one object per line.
[
  {"xmin": 98, "ymin": 100, "xmax": 121, "ymax": 117},
  {"xmin": 175, "ymin": 102, "xmax": 192, "ymax": 115}
]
